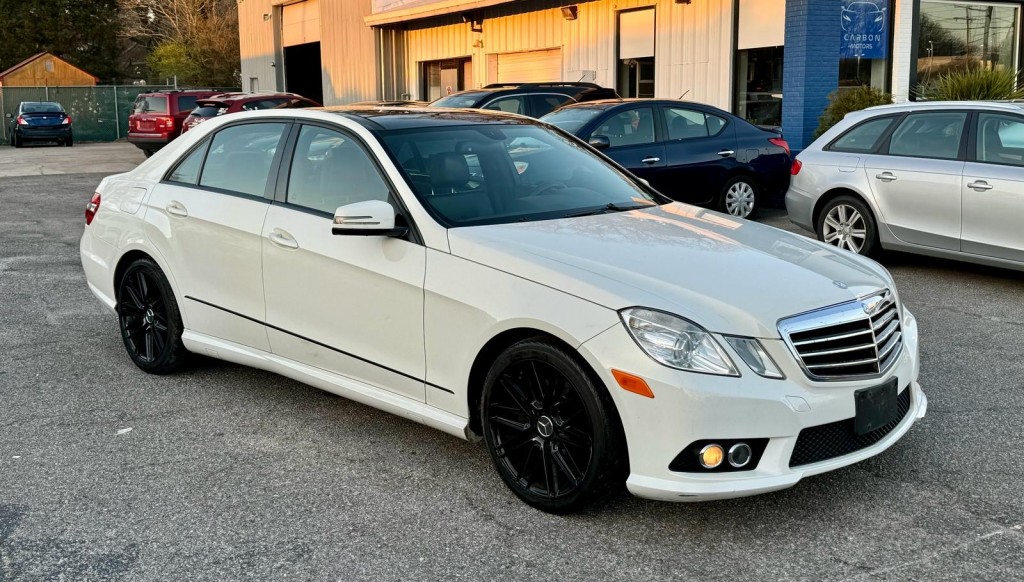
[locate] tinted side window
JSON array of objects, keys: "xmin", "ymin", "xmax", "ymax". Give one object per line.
[
  {"xmin": 287, "ymin": 125, "xmax": 390, "ymax": 214},
  {"xmin": 529, "ymin": 94, "xmax": 574, "ymax": 117},
  {"xmin": 176, "ymin": 96, "xmax": 199, "ymax": 112},
  {"xmin": 977, "ymin": 113, "xmax": 1024, "ymax": 167},
  {"xmin": 887, "ymin": 112, "xmax": 967, "ymax": 160},
  {"xmin": 199, "ymin": 123, "xmax": 286, "ymax": 197},
  {"xmin": 167, "ymin": 140, "xmax": 210, "ymax": 185},
  {"xmin": 483, "ymin": 96, "xmax": 526, "ymax": 114},
  {"xmin": 591, "ymin": 108, "xmax": 656, "ymax": 147},
  {"xmin": 829, "ymin": 117, "xmax": 896, "ymax": 153}
]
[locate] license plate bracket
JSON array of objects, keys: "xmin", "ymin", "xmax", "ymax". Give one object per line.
[{"xmin": 854, "ymin": 379, "xmax": 899, "ymax": 436}]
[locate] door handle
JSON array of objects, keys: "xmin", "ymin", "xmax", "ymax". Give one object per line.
[
  {"xmin": 967, "ymin": 180, "xmax": 994, "ymax": 191},
  {"xmin": 641, "ymin": 157, "xmax": 661, "ymax": 165},
  {"xmin": 165, "ymin": 200, "xmax": 188, "ymax": 217},
  {"xmin": 268, "ymin": 229, "xmax": 299, "ymax": 249},
  {"xmin": 718, "ymin": 150, "xmax": 735, "ymax": 157},
  {"xmin": 875, "ymin": 172, "xmax": 898, "ymax": 183}
]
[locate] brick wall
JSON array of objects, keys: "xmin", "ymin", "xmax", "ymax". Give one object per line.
[{"xmin": 782, "ymin": 0, "xmax": 841, "ymax": 152}]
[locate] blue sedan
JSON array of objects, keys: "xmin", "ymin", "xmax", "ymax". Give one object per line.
[{"xmin": 542, "ymin": 99, "xmax": 791, "ymax": 219}]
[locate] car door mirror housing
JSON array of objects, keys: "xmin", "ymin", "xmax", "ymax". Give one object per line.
[
  {"xmin": 589, "ymin": 135, "xmax": 611, "ymax": 149},
  {"xmin": 332, "ymin": 200, "xmax": 408, "ymax": 237}
]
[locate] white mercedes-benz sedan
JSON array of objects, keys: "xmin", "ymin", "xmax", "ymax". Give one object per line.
[{"xmin": 81, "ymin": 107, "xmax": 927, "ymax": 513}]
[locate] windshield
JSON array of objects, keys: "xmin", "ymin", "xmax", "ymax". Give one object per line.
[
  {"xmin": 541, "ymin": 107, "xmax": 605, "ymax": 134},
  {"xmin": 430, "ymin": 92, "xmax": 488, "ymax": 108},
  {"xmin": 379, "ymin": 124, "xmax": 662, "ymax": 227},
  {"xmin": 22, "ymin": 102, "xmax": 63, "ymax": 113}
]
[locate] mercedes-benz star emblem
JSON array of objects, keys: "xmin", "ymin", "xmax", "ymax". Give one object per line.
[{"xmin": 536, "ymin": 416, "xmax": 554, "ymax": 438}]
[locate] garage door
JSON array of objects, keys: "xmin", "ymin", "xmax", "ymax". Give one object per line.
[
  {"xmin": 282, "ymin": 0, "xmax": 321, "ymax": 47},
  {"xmin": 495, "ymin": 49, "xmax": 562, "ymax": 84}
]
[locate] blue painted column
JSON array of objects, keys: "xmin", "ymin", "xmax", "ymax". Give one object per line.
[{"xmin": 782, "ymin": 0, "xmax": 842, "ymax": 152}]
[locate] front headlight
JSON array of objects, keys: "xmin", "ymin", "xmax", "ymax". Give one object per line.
[{"xmin": 620, "ymin": 308, "xmax": 739, "ymax": 376}]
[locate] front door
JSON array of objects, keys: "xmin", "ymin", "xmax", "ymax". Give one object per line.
[
  {"xmin": 961, "ymin": 112, "xmax": 1024, "ymax": 262},
  {"xmin": 862, "ymin": 111, "xmax": 968, "ymax": 250},
  {"xmin": 143, "ymin": 121, "xmax": 289, "ymax": 351},
  {"xmin": 261, "ymin": 124, "xmax": 427, "ymax": 401},
  {"xmin": 588, "ymin": 106, "xmax": 667, "ymax": 191}
]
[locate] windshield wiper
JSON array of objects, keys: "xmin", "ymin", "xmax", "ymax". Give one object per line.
[{"xmin": 564, "ymin": 203, "xmax": 653, "ymax": 218}]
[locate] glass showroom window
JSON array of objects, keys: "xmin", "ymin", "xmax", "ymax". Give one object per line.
[
  {"xmin": 918, "ymin": 1, "xmax": 1021, "ymax": 84},
  {"xmin": 839, "ymin": 0, "xmax": 893, "ymax": 91},
  {"xmin": 735, "ymin": 46, "xmax": 784, "ymax": 127}
]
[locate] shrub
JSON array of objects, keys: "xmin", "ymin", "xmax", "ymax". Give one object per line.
[
  {"xmin": 916, "ymin": 68, "xmax": 1024, "ymax": 101},
  {"xmin": 815, "ymin": 86, "xmax": 893, "ymax": 138}
]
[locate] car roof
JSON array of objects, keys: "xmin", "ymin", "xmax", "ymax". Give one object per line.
[
  {"xmin": 198, "ymin": 92, "xmax": 305, "ymax": 103},
  {"xmin": 552, "ymin": 98, "xmax": 721, "ymax": 110},
  {"xmin": 321, "ymin": 106, "xmax": 542, "ymax": 130},
  {"xmin": 19, "ymin": 101, "xmax": 62, "ymax": 106},
  {"xmin": 862, "ymin": 100, "xmax": 1024, "ymax": 114}
]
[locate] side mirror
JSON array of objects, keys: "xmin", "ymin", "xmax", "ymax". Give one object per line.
[
  {"xmin": 588, "ymin": 135, "xmax": 611, "ymax": 150},
  {"xmin": 332, "ymin": 200, "xmax": 408, "ymax": 237}
]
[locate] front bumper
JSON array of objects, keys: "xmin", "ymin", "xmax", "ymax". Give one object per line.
[{"xmin": 577, "ymin": 309, "xmax": 924, "ymax": 502}]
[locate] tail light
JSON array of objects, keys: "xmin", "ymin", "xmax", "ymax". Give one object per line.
[
  {"xmin": 155, "ymin": 116, "xmax": 175, "ymax": 131},
  {"xmin": 62, "ymin": 116, "xmax": 72, "ymax": 125},
  {"xmin": 85, "ymin": 192, "xmax": 101, "ymax": 225},
  {"xmin": 16, "ymin": 115, "xmax": 27, "ymax": 125},
  {"xmin": 791, "ymin": 159, "xmax": 803, "ymax": 176},
  {"xmin": 769, "ymin": 137, "xmax": 791, "ymax": 156}
]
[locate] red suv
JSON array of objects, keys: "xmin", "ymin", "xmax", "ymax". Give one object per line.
[
  {"xmin": 181, "ymin": 92, "xmax": 320, "ymax": 133},
  {"xmin": 127, "ymin": 90, "xmax": 221, "ymax": 157}
]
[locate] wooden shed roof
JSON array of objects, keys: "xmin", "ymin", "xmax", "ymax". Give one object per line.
[{"xmin": 0, "ymin": 52, "xmax": 99, "ymax": 82}]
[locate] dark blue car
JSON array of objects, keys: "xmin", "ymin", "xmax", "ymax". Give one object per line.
[
  {"xmin": 7, "ymin": 101, "xmax": 73, "ymax": 148},
  {"xmin": 542, "ymin": 99, "xmax": 791, "ymax": 219}
]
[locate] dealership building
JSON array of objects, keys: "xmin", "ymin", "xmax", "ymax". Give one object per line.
[{"xmin": 238, "ymin": 0, "xmax": 1023, "ymax": 150}]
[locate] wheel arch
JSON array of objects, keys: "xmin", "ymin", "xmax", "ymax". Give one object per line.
[
  {"xmin": 112, "ymin": 246, "xmax": 190, "ymax": 328},
  {"xmin": 811, "ymin": 187, "xmax": 877, "ymax": 230},
  {"xmin": 465, "ymin": 327, "xmax": 621, "ymax": 440}
]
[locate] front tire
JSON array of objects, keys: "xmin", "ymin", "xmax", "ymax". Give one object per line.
[
  {"xmin": 719, "ymin": 176, "xmax": 759, "ymax": 219},
  {"xmin": 816, "ymin": 195, "xmax": 879, "ymax": 256},
  {"xmin": 117, "ymin": 258, "xmax": 190, "ymax": 374},
  {"xmin": 481, "ymin": 339, "xmax": 627, "ymax": 513}
]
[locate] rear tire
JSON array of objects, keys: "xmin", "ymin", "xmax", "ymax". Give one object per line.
[
  {"xmin": 719, "ymin": 175, "xmax": 759, "ymax": 219},
  {"xmin": 815, "ymin": 195, "xmax": 879, "ymax": 257},
  {"xmin": 65, "ymin": 136, "xmax": 73, "ymax": 147},
  {"xmin": 481, "ymin": 338, "xmax": 627, "ymax": 513},
  {"xmin": 11, "ymin": 133, "xmax": 20, "ymax": 148},
  {"xmin": 117, "ymin": 258, "xmax": 190, "ymax": 374}
]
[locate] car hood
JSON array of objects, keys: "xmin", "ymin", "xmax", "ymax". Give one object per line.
[{"xmin": 447, "ymin": 204, "xmax": 893, "ymax": 338}]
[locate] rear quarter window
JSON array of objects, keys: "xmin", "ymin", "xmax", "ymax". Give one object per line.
[
  {"xmin": 827, "ymin": 117, "xmax": 898, "ymax": 153},
  {"xmin": 175, "ymin": 96, "xmax": 200, "ymax": 112}
]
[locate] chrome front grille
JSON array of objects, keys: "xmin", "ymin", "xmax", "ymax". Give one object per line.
[{"xmin": 779, "ymin": 290, "xmax": 903, "ymax": 381}]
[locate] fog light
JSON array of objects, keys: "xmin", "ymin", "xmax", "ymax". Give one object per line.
[
  {"xmin": 699, "ymin": 444, "xmax": 724, "ymax": 469},
  {"xmin": 728, "ymin": 443, "xmax": 752, "ymax": 468}
]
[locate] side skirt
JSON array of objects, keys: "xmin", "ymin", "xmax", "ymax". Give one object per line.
[{"xmin": 181, "ymin": 330, "xmax": 471, "ymax": 441}]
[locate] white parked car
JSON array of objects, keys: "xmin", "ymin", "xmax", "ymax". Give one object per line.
[
  {"xmin": 81, "ymin": 107, "xmax": 926, "ymax": 512},
  {"xmin": 787, "ymin": 101, "xmax": 1024, "ymax": 270}
]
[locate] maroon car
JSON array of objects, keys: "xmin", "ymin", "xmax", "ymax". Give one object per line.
[
  {"xmin": 181, "ymin": 92, "xmax": 320, "ymax": 133},
  {"xmin": 127, "ymin": 90, "xmax": 221, "ymax": 157}
]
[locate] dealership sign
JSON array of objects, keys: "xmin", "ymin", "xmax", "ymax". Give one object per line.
[{"xmin": 840, "ymin": 0, "xmax": 889, "ymax": 59}]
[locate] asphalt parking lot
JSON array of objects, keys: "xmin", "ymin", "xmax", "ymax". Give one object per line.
[{"xmin": 2, "ymin": 143, "xmax": 1023, "ymax": 581}]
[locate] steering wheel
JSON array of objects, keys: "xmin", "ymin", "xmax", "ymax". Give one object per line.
[{"xmin": 531, "ymin": 181, "xmax": 568, "ymax": 197}]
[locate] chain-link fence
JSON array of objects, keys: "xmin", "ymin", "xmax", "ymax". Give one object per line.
[{"xmin": 0, "ymin": 86, "xmax": 239, "ymax": 145}]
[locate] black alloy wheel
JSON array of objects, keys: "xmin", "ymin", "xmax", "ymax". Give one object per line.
[
  {"xmin": 482, "ymin": 339, "xmax": 626, "ymax": 513},
  {"xmin": 117, "ymin": 258, "xmax": 189, "ymax": 374}
]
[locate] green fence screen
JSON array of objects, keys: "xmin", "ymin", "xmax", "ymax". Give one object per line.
[{"xmin": 0, "ymin": 86, "xmax": 238, "ymax": 145}]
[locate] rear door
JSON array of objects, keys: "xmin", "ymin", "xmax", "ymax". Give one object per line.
[
  {"xmin": 961, "ymin": 111, "xmax": 1024, "ymax": 262},
  {"xmin": 143, "ymin": 121, "xmax": 289, "ymax": 350},
  {"xmin": 585, "ymin": 106, "xmax": 666, "ymax": 190},
  {"xmin": 659, "ymin": 105, "xmax": 738, "ymax": 205},
  {"xmin": 862, "ymin": 111, "xmax": 968, "ymax": 250}
]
